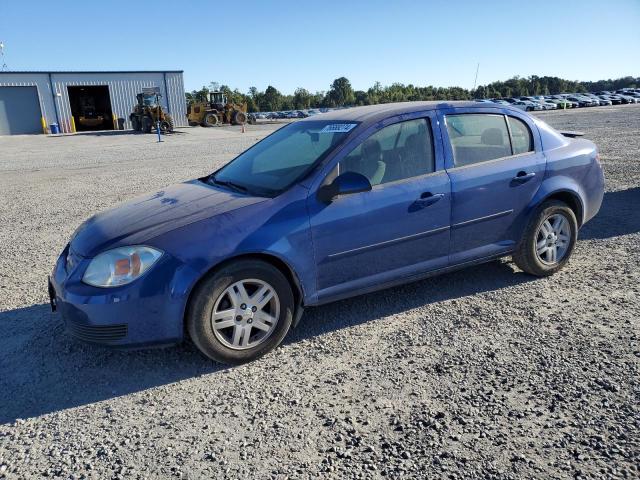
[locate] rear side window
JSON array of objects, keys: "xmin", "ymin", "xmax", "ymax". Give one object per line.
[
  {"xmin": 508, "ymin": 116, "xmax": 534, "ymax": 154},
  {"xmin": 445, "ymin": 114, "xmax": 511, "ymax": 166}
]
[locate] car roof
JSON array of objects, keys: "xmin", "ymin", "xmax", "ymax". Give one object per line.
[{"xmin": 300, "ymin": 101, "xmax": 516, "ymax": 126}]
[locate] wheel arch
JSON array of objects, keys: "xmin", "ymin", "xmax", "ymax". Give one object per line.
[
  {"xmin": 543, "ymin": 190, "xmax": 584, "ymax": 226},
  {"xmin": 534, "ymin": 186, "xmax": 585, "ymax": 227},
  {"xmin": 183, "ymin": 252, "xmax": 306, "ymax": 334}
]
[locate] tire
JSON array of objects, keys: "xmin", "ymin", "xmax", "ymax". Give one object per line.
[
  {"xmin": 187, "ymin": 260, "xmax": 294, "ymax": 364},
  {"xmin": 142, "ymin": 116, "xmax": 153, "ymax": 133},
  {"xmin": 204, "ymin": 113, "xmax": 219, "ymax": 127},
  {"xmin": 232, "ymin": 111, "xmax": 247, "ymax": 125},
  {"xmin": 131, "ymin": 116, "xmax": 141, "ymax": 132},
  {"xmin": 160, "ymin": 116, "xmax": 174, "ymax": 133},
  {"xmin": 513, "ymin": 200, "xmax": 578, "ymax": 277}
]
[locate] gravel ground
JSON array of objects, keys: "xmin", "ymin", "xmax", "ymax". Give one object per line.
[{"xmin": 0, "ymin": 106, "xmax": 638, "ymax": 479}]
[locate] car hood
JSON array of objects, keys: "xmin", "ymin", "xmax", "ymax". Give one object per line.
[{"xmin": 70, "ymin": 179, "xmax": 267, "ymax": 257}]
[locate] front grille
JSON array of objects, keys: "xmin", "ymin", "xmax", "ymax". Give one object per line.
[{"xmin": 66, "ymin": 321, "xmax": 128, "ymax": 343}]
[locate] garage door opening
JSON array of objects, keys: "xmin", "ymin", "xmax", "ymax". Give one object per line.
[{"xmin": 67, "ymin": 86, "xmax": 114, "ymax": 131}]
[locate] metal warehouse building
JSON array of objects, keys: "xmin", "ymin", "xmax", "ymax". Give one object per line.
[{"xmin": 0, "ymin": 70, "xmax": 186, "ymax": 135}]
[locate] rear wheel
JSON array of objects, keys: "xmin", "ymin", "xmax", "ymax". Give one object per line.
[
  {"xmin": 131, "ymin": 116, "xmax": 141, "ymax": 131},
  {"xmin": 204, "ymin": 113, "xmax": 219, "ymax": 127},
  {"xmin": 232, "ymin": 111, "xmax": 247, "ymax": 125},
  {"xmin": 187, "ymin": 260, "xmax": 294, "ymax": 364},
  {"xmin": 513, "ymin": 200, "xmax": 577, "ymax": 276}
]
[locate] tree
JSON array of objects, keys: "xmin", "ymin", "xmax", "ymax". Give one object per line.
[
  {"xmin": 260, "ymin": 85, "xmax": 282, "ymax": 112},
  {"xmin": 187, "ymin": 75, "xmax": 640, "ymax": 111},
  {"xmin": 293, "ymin": 88, "xmax": 311, "ymax": 109},
  {"xmin": 185, "ymin": 86, "xmax": 209, "ymax": 105},
  {"xmin": 326, "ymin": 77, "xmax": 355, "ymax": 107},
  {"xmin": 354, "ymin": 90, "xmax": 368, "ymax": 106}
]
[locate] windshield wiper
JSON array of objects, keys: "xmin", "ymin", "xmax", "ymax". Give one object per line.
[{"xmin": 209, "ymin": 176, "xmax": 249, "ymax": 194}]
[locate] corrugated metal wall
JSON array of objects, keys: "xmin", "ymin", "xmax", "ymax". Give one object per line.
[{"xmin": 0, "ymin": 71, "xmax": 186, "ymax": 134}]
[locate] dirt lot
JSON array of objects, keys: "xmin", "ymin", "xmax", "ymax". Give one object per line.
[{"xmin": 0, "ymin": 105, "xmax": 638, "ymax": 479}]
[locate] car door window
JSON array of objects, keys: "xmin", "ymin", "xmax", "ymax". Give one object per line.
[
  {"xmin": 339, "ymin": 118, "xmax": 434, "ymax": 185},
  {"xmin": 507, "ymin": 116, "xmax": 533, "ymax": 155},
  {"xmin": 445, "ymin": 114, "xmax": 511, "ymax": 167}
]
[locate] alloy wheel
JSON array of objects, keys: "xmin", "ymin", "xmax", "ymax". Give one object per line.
[
  {"xmin": 210, "ymin": 279, "xmax": 280, "ymax": 350},
  {"xmin": 535, "ymin": 213, "xmax": 571, "ymax": 265}
]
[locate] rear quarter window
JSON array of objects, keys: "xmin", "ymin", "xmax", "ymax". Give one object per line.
[{"xmin": 507, "ymin": 116, "xmax": 534, "ymax": 154}]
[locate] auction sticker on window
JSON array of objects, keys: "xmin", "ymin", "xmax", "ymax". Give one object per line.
[{"xmin": 320, "ymin": 123, "xmax": 358, "ymax": 133}]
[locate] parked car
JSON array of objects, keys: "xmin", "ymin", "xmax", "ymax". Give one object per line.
[
  {"xmin": 582, "ymin": 93, "xmax": 611, "ymax": 106},
  {"xmin": 500, "ymin": 98, "xmax": 541, "ymax": 111},
  {"xmin": 490, "ymin": 99, "xmax": 511, "ymax": 106},
  {"xmin": 616, "ymin": 90, "xmax": 640, "ymax": 99},
  {"xmin": 518, "ymin": 96, "xmax": 556, "ymax": 110},
  {"xmin": 598, "ymin": 95, "xmax": 622, "ymax": 105},
  {"xmin": 615, "ymin": 94, "xmax": 638, "ymax": 104},
  {"xmin": 49, "ymin": 101, "xmax": 605, "ymax": 364},
  {"xmin": 566, "ymin": 95, "xmax": 595, "ymax": 107},
  {"xmin": 544, "ymin": 97, "xmax": 574, "ymax": 109},
  {"xmin": 549, "ymin": 95, "xmax": 579, "ymax": 108},
  {"xmin": 519, "ymin": 100, "xmax": 544, "ymax": 111}
]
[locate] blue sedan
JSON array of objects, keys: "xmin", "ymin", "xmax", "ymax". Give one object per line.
[{"xmin": 49, "ymin": 102, "xmax": 605, "ymax": 364}]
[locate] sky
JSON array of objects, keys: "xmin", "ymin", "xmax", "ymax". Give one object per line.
[{"xmin": 1, "ymin": 0, "xmax": 639, "ymax": 94}]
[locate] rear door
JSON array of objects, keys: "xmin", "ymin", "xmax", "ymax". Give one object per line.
[{"xmin": 438, "ymin": 108, "xmax": 545, "ymax": 264}]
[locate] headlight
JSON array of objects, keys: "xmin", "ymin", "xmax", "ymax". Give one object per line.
[{"xmin": 82, "ymin": 246, "xmax": 163, "ymax": 287}]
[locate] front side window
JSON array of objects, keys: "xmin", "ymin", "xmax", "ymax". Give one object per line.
[
  {"xmin": 339, "ymin": 118, "xmax": 434, "ymax": 186},
  {"xmin": 508, "ymin": 116, "xmax": 534, "ymax": 154},
  {"xmin": 212, "ymin": 120, "xmax": 358, "ymax": 196}
]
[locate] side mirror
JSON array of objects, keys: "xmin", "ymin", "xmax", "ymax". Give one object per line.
[{"xmin": 317, "ymin": 171, "xmax": 372, "ymax": 203}]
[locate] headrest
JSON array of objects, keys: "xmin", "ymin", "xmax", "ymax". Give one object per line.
[{"xmin": 481, "ymin": 128, "xmax": 504, "ymax": 146}]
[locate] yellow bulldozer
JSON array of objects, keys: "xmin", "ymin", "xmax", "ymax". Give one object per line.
[
  {"xmin": 130, "ymin": 91, "xmax": 174, "ymax": 134},
  {"xmin": 187, "ymin": 91, "xmax": 251, "ymax": 127}
]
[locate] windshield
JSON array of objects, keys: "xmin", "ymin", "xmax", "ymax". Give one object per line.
[
  {"xmin": 142, "ymin": 95, "xmax": 159, "ymax": 107},
  {"xmin": 210, "ymin": 120, "xmax": 359, "ymax": 196}
]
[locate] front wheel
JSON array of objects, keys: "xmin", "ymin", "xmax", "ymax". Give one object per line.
[
  {"xmin": 141, "ymin": 116, "xmax": 153, "ymax": 133},
  {"xmin": 187, "ymin": 260, "xmax": 294, "ymax": 364},
  {"xmin": 203, "ymin": 113, "xmax": 219, "ymax": 127},
  {"xmin": 513, "ymin": 200, "xmax": 578, "ymax": 276},
  {"xmin": 160, "ymin": 116, "xmax": 174, "ymax": 133}
]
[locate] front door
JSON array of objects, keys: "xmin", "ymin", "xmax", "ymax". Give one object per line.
[
  {"xmin": 308, "ymin": 113, "xmax": 451, "ymax": 302},
  {"xmin": 438, "ymin": 109, "xmax": 545, "ymax": 263}
]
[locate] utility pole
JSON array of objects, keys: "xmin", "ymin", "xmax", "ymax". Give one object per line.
[
  {"xmin": 0, "ymin": 41, "xmax": 8, "ymax": 71},
  {"xmin": 472, "ymin": 62, "xmax": 480, "ymax": 91}
]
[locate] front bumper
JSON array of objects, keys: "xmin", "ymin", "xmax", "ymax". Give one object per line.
[{"xmin": 49, "ymin": 245, "xmax": 200, "ymax": 347}]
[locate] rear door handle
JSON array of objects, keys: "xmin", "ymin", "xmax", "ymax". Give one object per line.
[
  {"xmin": 513, "ymin": 171, "xmax": 536, "ymax": 183},
  {"xmin": 417, "ymin": 192, "xmax": 444, "ymax": 206}
]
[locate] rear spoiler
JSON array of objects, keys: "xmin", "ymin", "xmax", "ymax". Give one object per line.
[{"xmin": 559, "ymin": 130, "xmax": 585, "ymax": 138}]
